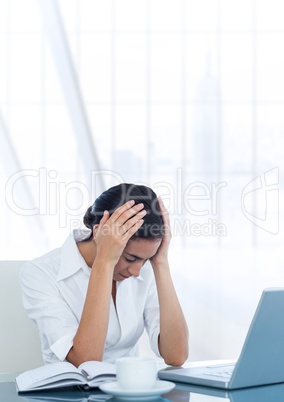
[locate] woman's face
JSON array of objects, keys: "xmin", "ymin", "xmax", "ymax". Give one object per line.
[{"xmin": 113, "ymin": 238, "xmax": 161, "ymax": 282}]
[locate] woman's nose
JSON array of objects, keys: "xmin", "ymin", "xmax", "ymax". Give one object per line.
[{"xmin": 128, "ymin": 261, "xmax": 143, "ymax": 277}]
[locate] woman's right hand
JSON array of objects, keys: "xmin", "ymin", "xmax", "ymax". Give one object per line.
[{"xmin": 92, "ymin": 200, "xmax": 146, "ymax": 267}]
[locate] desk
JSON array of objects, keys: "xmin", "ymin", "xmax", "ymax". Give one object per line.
[{"xmin": 2, "ymin": 372, "xmax": 284, "ymax": 402}]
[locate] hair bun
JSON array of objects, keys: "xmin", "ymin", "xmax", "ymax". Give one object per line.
[{"xmin": 83, "ymin": 206, "xmax": 94, "ymax": 229}]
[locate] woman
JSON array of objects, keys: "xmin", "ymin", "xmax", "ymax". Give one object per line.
[{"xmin": 20, "ymin": 183, "xmax": 188, "ymax": 367}]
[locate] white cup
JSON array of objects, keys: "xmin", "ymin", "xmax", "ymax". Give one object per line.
[{"xmin": 115, "ymin": 357, "xmax": 157, "ymax": 390}]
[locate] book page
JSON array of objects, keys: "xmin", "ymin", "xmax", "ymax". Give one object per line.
[{"xmin": 16, "ymin": 362, "xmax": 82, "ymax": 391}]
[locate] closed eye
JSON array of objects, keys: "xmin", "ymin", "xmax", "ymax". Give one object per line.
[{"xmin": 125, "ymin": 257, "xmax": 136, "ymax": 263}]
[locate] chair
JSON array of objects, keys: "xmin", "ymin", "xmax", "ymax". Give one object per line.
[{"xmin": 0, "ymin": 260, "xmax": 43, "ymax": 372}]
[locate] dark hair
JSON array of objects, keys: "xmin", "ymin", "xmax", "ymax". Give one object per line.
[{"xmin": 83, "ymin": 183, "xmax": 164, "ymax": 240}]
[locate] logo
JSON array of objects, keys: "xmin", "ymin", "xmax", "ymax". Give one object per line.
[{"xmin": 241, "ymin": 167, "xmax": 279, "ymax": 235}]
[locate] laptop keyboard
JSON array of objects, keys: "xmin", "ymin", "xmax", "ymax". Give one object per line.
[{"xmin": 203, "ymin": 364, "xmax": 235, "ymax": 379}]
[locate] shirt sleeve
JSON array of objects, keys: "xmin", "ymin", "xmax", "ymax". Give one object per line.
[
  {"xmin": 143, "ymin": 274, "xmax": 161, "ymax": 358},
  {"xmin": 19, "ymin": 261, "xmax": 78, "ymax": 363}
]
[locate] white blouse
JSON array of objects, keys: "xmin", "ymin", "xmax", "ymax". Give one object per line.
[{"xmin": 20, "ymin": 230, "xmax": 161, "ymax": 364}]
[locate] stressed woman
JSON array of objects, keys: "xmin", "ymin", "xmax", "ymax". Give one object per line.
[{"xmin": 20, "ymin": 183, "xmax": 189, "ymax": 367}]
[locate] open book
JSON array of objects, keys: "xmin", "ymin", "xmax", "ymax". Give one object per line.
[{"xmin": 15, "ymin": 361, "xmax": 116, "ymax": 392}]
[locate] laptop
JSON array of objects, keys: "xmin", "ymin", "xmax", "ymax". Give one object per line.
[{"xmin": 158, "ymin": 288, "xmax": 284, "ymax": 389}]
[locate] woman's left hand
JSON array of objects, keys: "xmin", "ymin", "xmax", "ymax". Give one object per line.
[{"xmin": 150, "ymin": 197, "xmax": 172, "ymax": 267}]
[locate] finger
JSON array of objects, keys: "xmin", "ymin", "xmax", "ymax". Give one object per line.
[
  {"xmin": 158, "ymin": 197, "xmax": 172, "ymax": 238},
  {"xmin": 122, "ymin": 218, "xmax": 144, "ymax": 240},
  {"xmin": 111, "ymin": 201, "xmax": 145, "ymax": 226},
  {"xmin": 93, "ymin": 210, "xmax": 109, "ymax": 238},
  {"xmin": 119, "ymin": 209, "xmax": 147, "ymax": 235},
  {"xmin": 158, "ymin": 197, "xmax": 169, "ymax": 224},
  {"xmin": 107, "ymin": 200, "xmax": 135, "ymax": 223},
  {"xmin": 100, "ymin": 210, "xmax": 110, "ymax": 225}
]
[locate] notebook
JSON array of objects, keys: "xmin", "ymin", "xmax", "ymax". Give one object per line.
[{"xmin": 158, "ymin": 288, "xmax": 284, "ymax": 389}]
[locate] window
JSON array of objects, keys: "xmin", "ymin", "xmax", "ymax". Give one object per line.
[{"xmin": 0, "ymin": 0, "xmax": 283, "ymax": 360}]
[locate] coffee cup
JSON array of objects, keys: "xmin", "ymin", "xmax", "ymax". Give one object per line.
[{"xmin": 115, "ymin": 357, "xmax": 157, "ymax": 390}]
